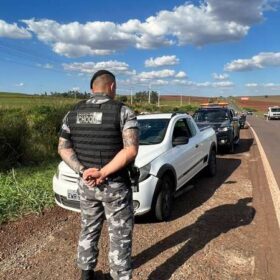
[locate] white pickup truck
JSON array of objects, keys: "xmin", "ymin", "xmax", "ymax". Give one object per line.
[
  {"xmin": 265, "ymin": 106, "xmax": 280, "ymax": 120},
  {"xmin": 53, "ymin": 113, "xmax": 217, "ymax": 221}
]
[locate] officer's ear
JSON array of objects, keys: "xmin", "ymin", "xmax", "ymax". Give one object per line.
[{"xmin": 110, "ymin": 81, "xmax": 116, "ymax": 94}]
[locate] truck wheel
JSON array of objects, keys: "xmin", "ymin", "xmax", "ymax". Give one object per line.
[
  {"xmin": 155, "ymin": 175, "xmax": 173, "ymax": 221},
  {"xmin": 206, "ymin": 149, "xmax": 217, "ymax": 177}
]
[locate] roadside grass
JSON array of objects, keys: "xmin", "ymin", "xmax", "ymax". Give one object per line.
[{"xmin": 0, "ymin": 161, "xmax": 59, "ymax": 224}]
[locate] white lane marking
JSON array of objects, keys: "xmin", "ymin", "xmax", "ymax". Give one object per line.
[{"xmin": 248, "ymin": 122, "xmax": 280, "ymax": 229}]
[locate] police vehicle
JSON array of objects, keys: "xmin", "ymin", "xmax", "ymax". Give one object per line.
[{"xmin": 193, "ymin": 102, "xmax": 240, "ymax": 153}]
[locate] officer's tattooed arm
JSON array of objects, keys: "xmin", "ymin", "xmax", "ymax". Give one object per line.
[
  {"xmin": 58, "ymin": 137, "xmax": 84, "ymax": 173},
  {"xmin": 123, "ymin": 127, "xmax": 139, "ymax": 148},
  {"xmin": 83, "ymin": 128, "xmax": 139, "ymax": 184}
]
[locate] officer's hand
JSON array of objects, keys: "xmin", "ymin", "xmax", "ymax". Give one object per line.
[
  {"xmin": 82, "ymin": 168, "xmax": 98, "ymax": 187},
  {"xmin": 83, "ymin": 168, "xmax": 106, "ymax": 187},
  {"xmin": 84, "ymin": 178, "xmax": 96, "ymax": 188}
]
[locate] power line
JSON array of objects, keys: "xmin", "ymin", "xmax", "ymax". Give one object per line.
[
  {"xmin": 0, "ymin": 56, "xmax": 65, "ymax": 74},
  {"xmin": 0, "ymin": 41, "xmax": 63, "ymax": 66}
]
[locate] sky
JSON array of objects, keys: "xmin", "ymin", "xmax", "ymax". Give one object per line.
[{"xmin": 0, "ymin": 0, "xmax": 280, "ymax": 96}]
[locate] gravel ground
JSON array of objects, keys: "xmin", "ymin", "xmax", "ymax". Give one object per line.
[{"xmin": 0, "ymin": 128, "xmax": 275, "ymax": 280}]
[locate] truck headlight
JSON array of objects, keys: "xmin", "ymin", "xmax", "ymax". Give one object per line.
[
  {"xmin": 218, "ymin": 126, "xmax": 230, "ymax": 132},
  {"xmin": 138, "ymin": 163, "xmax": 151, "ymax": 182}
]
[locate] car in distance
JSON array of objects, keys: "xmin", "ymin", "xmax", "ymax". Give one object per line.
[
  {"xmin": 53, "ymin": 113, "xmax": 217, "ymax": 221},
  {"xmin": 266, "ymin": 106, "xmax": 280, "ymax": 120},
  {"xmin": 193, "ymin": 103, "xmax": 240, "ymax": 153}
]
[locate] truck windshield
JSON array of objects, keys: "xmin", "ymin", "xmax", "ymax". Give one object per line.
[
  {"xmin": 271, "ymin": 108, "xmax": 280, "ymax": 112},
  {"xmin": 138, "ymin": 119, "xmax": 169, "ymax": 145},
  {"xmin": 193, "ymin": 110, "xmax": 229, "ymax": 122}
]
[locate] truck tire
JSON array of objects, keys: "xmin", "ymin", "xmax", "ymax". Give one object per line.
[
  {"xmin": 154, "ymin": 175, "xmax": 173, "ymax": 221},
  {"xmin": 206, "ymin": 149, "xmax": 217, "ymax": 177}
]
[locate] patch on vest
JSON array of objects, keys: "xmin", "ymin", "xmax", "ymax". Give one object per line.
[{"xmin": 76, "ymin": 112, "xmax": 103, "ymax": 124}]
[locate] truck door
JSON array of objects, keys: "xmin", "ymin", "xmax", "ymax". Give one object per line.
[
  {"xmin": 168, "ymin": 118, "xmax": 199, "ymax": 189},
  {"xmin": 230, "ymin": 109, "xmax": 239, "ymax": 139}
]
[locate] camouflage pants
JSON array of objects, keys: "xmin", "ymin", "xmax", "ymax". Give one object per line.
[{"xmin": 77, "ymin": 179, "xmax": 134, "ymax": 280}]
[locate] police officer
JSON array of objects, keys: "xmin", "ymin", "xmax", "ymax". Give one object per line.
[{"xmin": 58, "ymin": 70, "xmax": 139, "ymax": 280}]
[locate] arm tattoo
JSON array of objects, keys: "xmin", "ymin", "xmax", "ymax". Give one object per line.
[
  {"xmin": 58, "ymin": 137, "xmax": 83, "ymax": 173},
  {"xmin": 58, "ymin": 138, "xmax": 73, "ymax": 150},
  {"xmin": 123, "ymin": 128, "xmax": 139, "ymax": 148}
]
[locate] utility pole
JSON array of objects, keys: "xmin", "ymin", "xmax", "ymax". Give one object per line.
[
  {"xmin": 157, "ymin": 90, "xmax": 160, "ymax": 107},
  {"xmin": 130, "ymin": 87, "xmax": 133, "ymax": 105},
  {"xmin": 148, "ymin": 84, "xmax": 151, "ymax": 104}
]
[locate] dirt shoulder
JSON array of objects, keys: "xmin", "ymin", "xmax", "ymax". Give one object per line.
[{"xmin": 0, "ymin": 128, "xmax": 279, "ymax": 280}]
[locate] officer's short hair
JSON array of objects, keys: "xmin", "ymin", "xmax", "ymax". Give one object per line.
[{"xmin": 90, "ymin": 70, "xmax": 115, "ymax": 89}]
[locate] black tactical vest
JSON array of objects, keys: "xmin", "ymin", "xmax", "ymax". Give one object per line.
[{"xmin": 67, "ymin": 98, "xmax": 129, "ymax": 182}]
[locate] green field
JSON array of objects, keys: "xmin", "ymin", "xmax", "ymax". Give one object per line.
[
  {"xmin": 0, "ymin": 91, "xmax": 203, "ymax": 109},
  {"xmin": 0, "ymin": 92, "xmax": 78, "ymax": 109}
]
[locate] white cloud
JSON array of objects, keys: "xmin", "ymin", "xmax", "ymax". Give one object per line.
[
  {"xmin": 63, "ymin": 60, "xmax": 133, "ymax": 75},
  {"xmin": 225, "ymin": 52, "xmax": 280, "ymax": 71},
  {"xmin": 195, "ymin": 82, "xmax": 212, "ymax": 87},
  {"xmin": 175, "ymin": 71, "xmax": 187, "ymax": 78},
  {"xmin": 151, "ymin": 79, "xmax": 169, "ymax": 86},
  {"xmin": 23, "ymin": 19, "xmax": 137, "ymax": 57},
  {"xmin": 37, "ymin": 63, "xmax": 54, "ymax": 69},
  {"xmin": 263, "ymin": 82, "xmax": 279, "ymax": 87},
  {"xmin": 138, "ymin": 69, "xmax": 176, "ymax": 80},
  {"xmin": 246, "ymin": 83, "xmax": 258, "ymax": 87},
  {"xmin": 245, "ymin": 82, "xmax": 280, "ymax": 91},
  {"xmin": 137, "ymin": 1, "xmax": 252, "ymax": 47},
  {"xmin": 135, "ymin": 34, "xmax": 174, "ymax": 49},
  {"xmin": 20, "ymin": 1, "xmax": 273, "ymax": 57},
  {"xmin": 53, "ymin": 43, "xmax": 114, "ymax": 58},
  {"xmin": 177, "ymin": 80, "xmax": 234, "ymax": 88},
  {"xmin": 213, "ymin": 81, "xmax": 234, "ymax": 88},
  {"xmin": 0, "ymin": 20, "xmax": 31, "ymax": 39},
  {"xmin": 212, "ymin": 73, "xmax": 229, "ymax": 80},
  {"xmin": 171, "ymin": 79, "xmax": 189, "ymax": 85},
  {"xmin": 206, "ymin": 0, "xmax": 265, "ymax": 25},
  {"xmin": 145, "ymin": 55, "xmax": 179, "ymax": 67},
  {"xmin": 72, "ymin": 87, "xmax": 80, "ymax": 91},
  {"xmin": 15, "ymin": 82, "xmax": 24, "ymax": 87}
]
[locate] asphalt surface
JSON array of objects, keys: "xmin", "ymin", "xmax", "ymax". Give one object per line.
[{"xmin": 246, "ymin": 115, "xmax": 280, "ymax": 188}]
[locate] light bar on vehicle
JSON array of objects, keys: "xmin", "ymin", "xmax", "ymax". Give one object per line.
[{"xmin": 200, "ymin": 102, "xmax": 229, "ymax": 108}]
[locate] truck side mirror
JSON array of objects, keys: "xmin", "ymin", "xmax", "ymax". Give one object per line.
[{"xmin": 173, "ymin": 136, "xmax": 189, "ymax": 146}]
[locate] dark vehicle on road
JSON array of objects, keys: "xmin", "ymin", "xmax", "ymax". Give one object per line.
[{"xmin": 193, "ymin": 103, "xmax": 240, "ymax": 153}]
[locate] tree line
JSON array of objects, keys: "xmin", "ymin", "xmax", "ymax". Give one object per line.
[{"xmin": 42, "ymin": 90, "xmax": 159, "ymax": 103}]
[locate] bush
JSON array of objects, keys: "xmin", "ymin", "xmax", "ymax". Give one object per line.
[
  {"xmin": 0, "ymin": 109, "xmax": 29, "ymax": 169},
  {"xmin": 0, "ymin": 102, "xmax": 198, "ymax": 170},
  {"xmin": 0, "ymin": 105, "xmax": 72, "ymax": 169},
  {"xmin": 24, "ymin": 105, "xmax": 72, "ymax": 163}
]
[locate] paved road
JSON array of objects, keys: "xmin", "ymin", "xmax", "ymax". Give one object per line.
[{"xmin": 247, "ymin": 115, "xmax": 280, "ymax": 188}]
